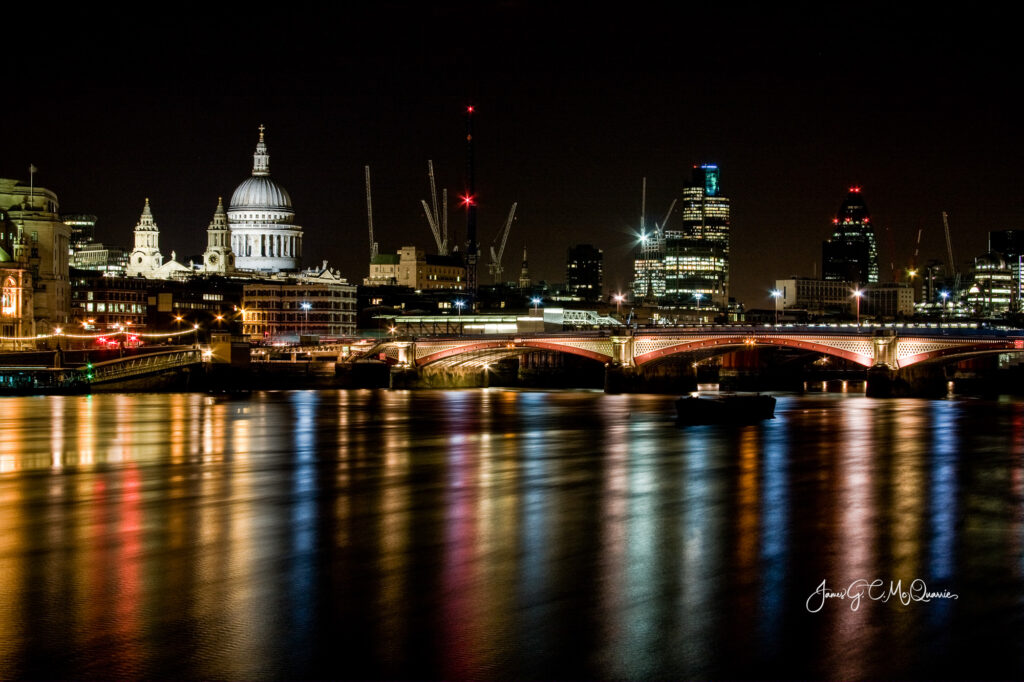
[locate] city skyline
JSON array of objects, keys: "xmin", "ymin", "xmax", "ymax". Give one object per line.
[{"xmin": 0, "ymin": 5, "xmax": 1019, "ymax": 306}]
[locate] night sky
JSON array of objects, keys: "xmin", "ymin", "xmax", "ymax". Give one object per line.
[{"xmin": 1, "ymin": 4, "xmax": 1019, "ymax": 307}]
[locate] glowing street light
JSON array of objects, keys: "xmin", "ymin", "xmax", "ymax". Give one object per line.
[
  {"xmin": 939, "ymin": 290, "xmax": 950, "ymax": 322},
  {"xmin": 771, "ymin": 289, "xmax": 783, "ymax": 325},
  {"xmin": 454, "ymin": 299, "xmax": 466, "ymax": 317},
  {"xmin": 301, "ymin": 301, "xmax": 312, "ymax": 335},
  {"xmin": 853, "ymin": 289, "xmax": 864, "ymax": 326},
  {"xmin": 694, "ymin": 292, "xmax": 704, "ymax": 321},
  {"xmin": 613, "ymin": 293, "xmax": 625, "ymax": 317},
  {"xmin": 531, "ymin": 296, "xmax": 541, "ymax": 312}
]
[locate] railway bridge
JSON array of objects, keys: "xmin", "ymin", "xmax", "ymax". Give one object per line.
[{"xmin": 356, "ymin": 325, "xmax": 1024, "ymax": 395}]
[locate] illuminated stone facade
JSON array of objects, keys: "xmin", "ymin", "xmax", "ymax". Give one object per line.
[
  {"xmin": 0, "ymin": 178, "xmax": 70, "ymax": 333},
  {"xmin": 202, "ymin": 197, "xmax": 235, "ymax": 275},
  {"xmin": 365, "ymin": 247, "xmax": 465, "ymax": 290},
  {"xmin": 228, "ymin": 127, "xmax": 302, "ymax": 273},
  {"xmin": 0, "ymin": 207, "xmax": 34, "ymax": 346}
]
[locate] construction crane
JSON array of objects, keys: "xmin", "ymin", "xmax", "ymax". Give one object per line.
[
  {"xmin": 420, "ymin": 160, "xmax": 449, "ymax": 255},
  {"xmin": 942, "ymin": 211, "xmax": 961, "ymax": 294},
  {"xmin": 488, "ymin": 202, "xmax": 518, "ymax": 283},
  {"xmin": 364, "ymin": 166, "xmax": 378, "ymax": 260},
  {"xmin": 636, "ymin": 178, "xmax": 676, "ymax": 300},
  {"xmin": 655, "ymin": 198, "xmax": 677, "ymax": 248},
  {"xmin": 907, "ymin": 227, "xmax": 922, "ymax": 281}
]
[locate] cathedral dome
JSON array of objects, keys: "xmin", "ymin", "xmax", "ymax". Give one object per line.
[
  {"xmin": 227, "ymin": 126, "xmax": 304, "ymax": 273},
  {"xmin": 230, "ymin": 176, "xmax": 292, "ymax": 211},
  {"xmin": 228, "ymin": 125, "xmax": 294, "ymax": 214}
]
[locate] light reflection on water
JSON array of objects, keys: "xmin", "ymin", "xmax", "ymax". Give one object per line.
[{"xmin": 0, "ymin": 389, "xmax": 1022, "ymax": 679}]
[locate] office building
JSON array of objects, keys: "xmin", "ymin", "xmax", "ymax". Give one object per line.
[
  {"xmin": 71, "ymin": 243, "xmax": 128, "ymax": 275},
  {"xmin": 242, "ymin": 266, "xmax": 356, "ymax": 339},
  {"xmin": 966, "ymin": 252, "xmax": 1014, "ymax": 315},
  {"xmin": 863, "ymin": 283, "xmax": 915, "ymax": 318},
  {"xmin": 664, "ymin": 163, "xmax": 730, "ymax": 304},
  {"xmin": 365, "ymin": 246, "xmax": 465, "ymax": 290},
  {"xmin": 774, "ymin": 277, "xmax": 855, "ymax": 316},
  {"xmin": 565, "ymin": 244, "xmax": 603, "ymax": 301},
  {"xmin": 64, "ymin": 214, "xmax": 97, "ymax": 251},
  {"xmin": 989, "ymin": 230, "xmax": 1024, "ymax": 310},
  {"xmin": 822, "ymin": 186, "xmax": 879, "ymax": 286}
]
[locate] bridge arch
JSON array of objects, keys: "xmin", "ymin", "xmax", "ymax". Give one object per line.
[
  {"xmin": 415, "ymin": 340, "xmax": 612, "ymax": 367},
  {"xmin": 632, "ymin": 335, "xmax": 874, "ymax": 368},
  {"xmin": 896, "ymin": 340, "xmax": 1024, "ymax": 368}
]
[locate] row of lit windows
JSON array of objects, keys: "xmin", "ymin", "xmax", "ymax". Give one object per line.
[
  {"xmin": 75, "ymin": 290, "xmax": 145, "ymax": 301},
  {"xmin": 80, "ymin": 302, "xmax": 146, "ymax": 313},
  {"xmin": 243, "ymin": 288, "xmax": 354, "ymax": 298}
]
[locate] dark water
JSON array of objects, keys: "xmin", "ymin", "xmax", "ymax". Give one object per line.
[{"xmin": 1, "ymin": 389, "xmax": 1023, "ymax": 680}]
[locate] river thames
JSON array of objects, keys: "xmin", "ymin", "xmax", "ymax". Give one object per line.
[{"xmin": 0, "ymin": 388, "xmax": 1022, "ymax": 679}]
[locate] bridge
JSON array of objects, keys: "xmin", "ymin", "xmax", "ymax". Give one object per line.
[
  {"xmin": 0, "ymin": 348, "xmax": 204, "ymax": 393},
  {"xmin": 353, "ymin": 324, "xmax": 1024, "ymax": 395},
  {"xmin": 361, "ymin": 325, "xmax": 1024, "ymax": 369},
  {"xmin": 89, "ymin": 348, "xmax": 203, "ymax": 385}
]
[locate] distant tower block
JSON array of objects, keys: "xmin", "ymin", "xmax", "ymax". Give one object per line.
[{"xmin": 822, "ymin": 186, "xmax": 879, "ymax": 286}]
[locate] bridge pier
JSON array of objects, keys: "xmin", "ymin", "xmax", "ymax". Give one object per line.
[
  {"xmin": 604, "ymin": 362, "xmax": 697, "ymax": 394},
  {"xmin": 866, "ymin": 364, "xmax": 949, "ymax": 398},
  {"xmin": 389, "ymin": 365, "xmax": 420, "ymax": 389}
]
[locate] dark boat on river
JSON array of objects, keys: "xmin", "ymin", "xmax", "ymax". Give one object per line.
[{"xmin": 675, "ymin": 393, "xmax": 776, "ymax": 425}]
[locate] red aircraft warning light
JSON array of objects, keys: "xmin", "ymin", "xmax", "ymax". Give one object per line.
[{"xmin": 460, "ymin": 193, "xmax": 476, "ymax": 207}]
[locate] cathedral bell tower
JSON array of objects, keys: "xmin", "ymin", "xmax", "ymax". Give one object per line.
[
  {"xmin": 203, "ymin": 197, "xmax": 235, "ymax": 274},
  {"xmin": 126, "ymin": 198, "xmax": 164, "ymax": 277}
]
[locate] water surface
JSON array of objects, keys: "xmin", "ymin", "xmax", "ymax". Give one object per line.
[{"xmin": 0, "ymin": 389, "xmax": 1022, "ymax": 679}]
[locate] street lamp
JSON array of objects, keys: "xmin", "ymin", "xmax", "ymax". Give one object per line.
[
  {"xmin": 531, "ymin": 297, "xmax": 541, "ymax": 312},
  {"xmin": 771, "ymin": 289, "xmax": 783, "ymax": 325},
  {"xmin": 613, "ymin": 293, "xmax": 625, "ymax": 317},
  {"xmin": 939, "ymin": 290, "xmax": 949, "ymax": 322},
  {"xmin": 694, "ymin": 292, "xmax": 704, "ymax": 322},
  {"xmin": 300, "ymin": 301, "xmax": 312, "ymax": 336},
  {"xmin": 455, "ymin": 299, "xmax": 466, "ymax": 316},
  {"xmin": 192, "ymin": 323, "xmax": 200, "ymax": 348},
  {"xmin": 853, "ymin": 289, "xmax": 864, "ymax": 326}
]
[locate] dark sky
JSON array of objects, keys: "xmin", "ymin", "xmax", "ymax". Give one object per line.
[{"xmin": 1, "ymin": 3, "xmax": 1020, "ymax": 306}]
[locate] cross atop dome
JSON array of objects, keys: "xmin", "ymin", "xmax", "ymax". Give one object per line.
[{"xmin": 252, "ymin": 125, "xmax": 270, "ymax": 177}]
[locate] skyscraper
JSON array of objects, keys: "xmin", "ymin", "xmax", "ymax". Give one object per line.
[
  {"xmin": 663, "ymin": 164, "xmax": 730, "ymax": 304},
  {"xmin": 822, "ymin": 187, "xmax": 879, "ymax": 286}
]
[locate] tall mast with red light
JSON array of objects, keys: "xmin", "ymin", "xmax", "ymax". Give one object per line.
[{"xmin": 464, "ymin": 105, "xmax": 478, "ymax": 295}]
